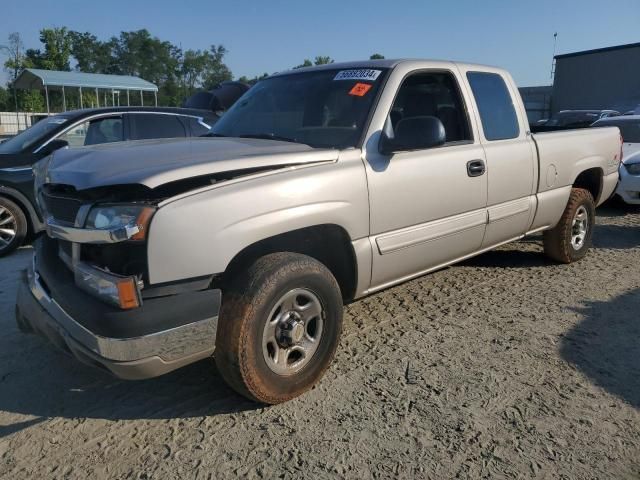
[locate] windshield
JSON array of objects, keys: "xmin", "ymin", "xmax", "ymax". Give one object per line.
[
  {"xmin": 594, "ymin": 120, "xmax": 640, "ymax": 143},
  {"xmin": 0, "ymin": 115, "xmax": 70, "ymax": 154},
  {"xmin": 210, "ymin": 68, "xmax": 388, "ymax": 149}
]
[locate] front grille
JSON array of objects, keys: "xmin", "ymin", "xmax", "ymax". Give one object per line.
[{"xmin": 42, "ymin": 192, "xmax": 84, "ymax": 224}]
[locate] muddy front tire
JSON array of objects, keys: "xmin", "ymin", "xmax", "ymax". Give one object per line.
[
  {"xmin": 543, "ymin": 188, "xmax": 595, "ymax": 263},
  {"xmin": 215, "ymin": 253, "xmax": 343, "ymax": 404}
]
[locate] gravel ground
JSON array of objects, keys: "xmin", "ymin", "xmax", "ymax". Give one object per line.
[{"xmin": 0, "ymin": 206, "xmax": 639, "ymax": 479}]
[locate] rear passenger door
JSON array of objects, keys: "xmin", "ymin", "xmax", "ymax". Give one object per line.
[
  {"xmin": 364, "ymin": 67, "xmax": 488, "ymax": 289},
  {"xmin": 462, "ymin": 70, "xmax": 537, "ymax": 247},
  {"xmin": 127, "ymin": 113, "xmax": 189, "ymax": 141}
]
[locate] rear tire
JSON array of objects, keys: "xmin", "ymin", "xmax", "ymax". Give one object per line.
[
  {"xmin": 0, "ymin": 197, "xmax": 27, "ymax": 257},
  {"xmin": 543, "ymin": 188, "xmax": 595, "ymax": 263},
  {"xmin": 215, "ymin": 252, "xmax": 343, "ymax": 404}
]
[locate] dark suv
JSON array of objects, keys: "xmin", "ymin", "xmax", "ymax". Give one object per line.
[{"xmin": 0, "ymin": 107, "xmax": 218, "ymax": 256}]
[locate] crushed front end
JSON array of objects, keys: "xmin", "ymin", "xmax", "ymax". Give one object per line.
[{"xmin": 16, "ymin": 181, "xmax": 221, "ymax": 379}]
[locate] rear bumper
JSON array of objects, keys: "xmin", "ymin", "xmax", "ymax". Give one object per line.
[{"xmin": 16, "ymin": 258, "xmax": 220, "ymax": 380}]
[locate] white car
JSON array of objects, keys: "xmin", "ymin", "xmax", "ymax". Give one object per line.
[{"xmin": 593, "ymin": 115, "xmax": 640, "ymax": 204}]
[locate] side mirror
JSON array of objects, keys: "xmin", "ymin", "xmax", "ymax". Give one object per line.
[
  {"xmin": 39, "ymin": 139, "xmax": 69, "ymax": 156},
  {"xmin": 379, "ymin": 116, "xmax": 446, "ymax": 154}
]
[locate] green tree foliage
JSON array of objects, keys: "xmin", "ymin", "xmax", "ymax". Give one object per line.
[
  {"xmin": 294, "ymin": 59, "xmax": 313, "ymax": 69},
  {"xmin": 68, "ymin": 30, "xmax": 232, "ymax": 105},
  {"xmin": 3, "ymin": 28, "xmax": 236, "ymax": 108},
  {"xmin": 1, "ymin": 32, "xmax": 44, "ymax": 112},
  {"xmin": 0, "ymin": 86, "xmax": 9, "ymax": 110},
  {"xmin": 24, "ymin": 28, "xmax": 73, "ymax": 71},
  {"xmin": 39, "ymin": 27, "xmax": 73, "ymax": 70},
  {"xmin": 180, "ymin": 44, "xmax": 233, "ymax": 94},
  {"xmin": 370, "ymin": 53, "xmax": 385, "ymax": 59},
  {"xmin": 313, "ymin": 56, "xmax": 334, "ymax": 65},
  {"xmin": 294, "ymin": 56, "xmax": 334, "ymax": 69},
  {"xmin": 3, "ymin": 32, "xmax": 27, "ymax": 83},
  {"xmin": 19, "ymin": 90, "xmax": 45, "ymax": 112},
  {"xmin": 111, "ymin": 29, "xmax": 179, "ymax": 82},
  {"xmin": 202, "ymin": 45, "xmax": 233, "ymax": 89},
  {"xmin": 68, "ymin": 31, "xmax": 113, "ymax": 73},
  {"xmin": 237, "ymin": 73, "xmax": 269, "ymax": 85}
]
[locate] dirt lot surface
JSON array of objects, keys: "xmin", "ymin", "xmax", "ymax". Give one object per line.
[{"xmin": 0, "ymin": 206, "xmax": 639, "ymax": 479}]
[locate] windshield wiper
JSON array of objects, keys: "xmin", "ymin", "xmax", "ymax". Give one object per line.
[
  {"xmin": 202, "ymin": 132, "xmax": 229, "ymax": 138},
  {"xmin": 238, "ymin": 133, "xmax": 304, "ymax": 145}
]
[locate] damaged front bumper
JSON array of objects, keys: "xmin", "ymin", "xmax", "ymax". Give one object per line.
[{"xmin": 16, "ymin": 250, "xmax": 221, "ymax": 380}]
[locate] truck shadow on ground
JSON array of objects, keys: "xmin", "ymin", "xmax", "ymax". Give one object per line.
[
  {"xmin": 560, "ymin": 289, "xmax": 640, "ymax": 409},
  {"xmin": 592, "ymin": 224, "xmax": 640, "ymax": 250},
  {"xmin": 596, "ymin": 203, "xmax": 640, "ymax": 218},
  {"xmin": 460, "ymin": 248, "xmax": 550, "ymax": 269},
  {"xmin": 462, "ymin": 210, "xmax": 639, "ymax": 269},
  {"xmin": 0, "ymin": 345, "xmax": 259, "ymax": 438},
  {"xmin": 0, "ymin": 248, "xmax": 262, "ymax": 437}
]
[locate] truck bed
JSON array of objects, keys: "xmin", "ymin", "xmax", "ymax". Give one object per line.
[{"xmin": 532, "ymin": 126, "xmax": 620, "ymax": 197}]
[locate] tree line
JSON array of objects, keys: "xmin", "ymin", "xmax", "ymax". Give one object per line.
[{"xmin": 0, "ymin": 28, "xmax": 384, "ymax": 112}]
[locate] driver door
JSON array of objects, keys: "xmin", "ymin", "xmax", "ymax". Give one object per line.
[{"xmin": 364, "ymin": 68, "xmax": 488, "ymax": 290}]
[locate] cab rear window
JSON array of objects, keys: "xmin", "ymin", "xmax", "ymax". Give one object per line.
[{"xmin": 467, "ymin": 72, "xmax": 519, "ymax": 141}]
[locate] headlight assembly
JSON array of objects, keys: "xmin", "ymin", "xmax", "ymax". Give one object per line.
[
  {"xmin": 85, "ymin": 204, "xmax": 155, "ymax": 241},
  {"xmin": 625, "ymin": 162, "xmax": 640, "ymax": 175}
]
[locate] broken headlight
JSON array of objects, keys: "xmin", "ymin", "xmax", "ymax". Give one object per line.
[{"xmin": 85, "ymin": 204, "xmax": 155, "ymax": 241}]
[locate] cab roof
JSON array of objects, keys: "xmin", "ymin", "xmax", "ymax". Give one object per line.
[
  {"xmin": 271, "ymin": 59, "xmax": 502, "ymax": 77},
  {"xmin": 56, "ymin": 106, "xmax": 218, "ymax": 119}
]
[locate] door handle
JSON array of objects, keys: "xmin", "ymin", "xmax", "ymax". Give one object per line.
[{"xmin": 467, "ymin": 159, "xmax": 486, "ymax": 177}]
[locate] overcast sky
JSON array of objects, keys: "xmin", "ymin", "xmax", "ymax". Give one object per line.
[{"xmin": 2, "ymin": 0, "xmax": 639, "ymax": 87}]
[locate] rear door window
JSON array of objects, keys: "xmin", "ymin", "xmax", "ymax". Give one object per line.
[
  {"xmin": 129, "ymin": 114, "xmax": 188, "ymax": 140},
  {"xmin": 467, "ymin": 72, "xmax": 519, "ymax": 141},
  {"xmin": 58, "ymin": 116, "xmax": 123, "ymax": 147}
]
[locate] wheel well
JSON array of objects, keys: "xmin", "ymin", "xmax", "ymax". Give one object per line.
[
  {"xmin": 0, "ymin": 192, "xmax": 35, "ymax": 239},
  {"xmin": 573, "ymin": 168, "xmax": 603, "ymax": 203},
  {"xmin": 223, "ymin": 225, "xmax": 358, "ymax": 301}
]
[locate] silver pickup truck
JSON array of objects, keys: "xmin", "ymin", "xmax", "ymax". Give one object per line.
[{"xmin": 16, "ymin": 59, "xmax": 621, "ymax": 404}]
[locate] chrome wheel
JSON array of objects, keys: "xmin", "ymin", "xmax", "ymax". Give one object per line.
[
  {"xmin": 262, "ymin": 288, "xmax": 324, "ymax": 376},
  {"xmin": 571, "ymin": 205, "xmax": 589, "ymax": 250},
  {"xmin": 0, "ymin": 206, "xmax": 17, "ymax": 249}
]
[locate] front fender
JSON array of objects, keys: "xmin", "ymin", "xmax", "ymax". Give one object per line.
[{"xmin": 146, "ymin": 158, "xmax": 369, "ymax": 284}]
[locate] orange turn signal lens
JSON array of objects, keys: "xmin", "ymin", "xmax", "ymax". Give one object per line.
[
  {"xmin": 75, "ymin": 263, "xmax": 142, "ymax": 310},
  {"xmin": 130, "ymin": 207, "xmax": 155, "ymax": 241},
  {"xmin": 117, "ymin": 278, "xmax": 141, "ymax": 310}
]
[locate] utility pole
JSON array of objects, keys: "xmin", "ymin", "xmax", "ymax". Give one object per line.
[{"xmin": 550, "ymin": 32, "xmax": 558, "ymax": 81}]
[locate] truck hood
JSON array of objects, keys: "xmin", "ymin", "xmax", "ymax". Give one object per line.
[{"xmin": 46, "ymin": 137, "xmax": 339, "ymax": 190}]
